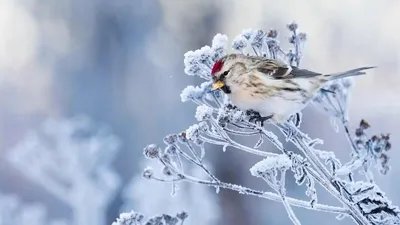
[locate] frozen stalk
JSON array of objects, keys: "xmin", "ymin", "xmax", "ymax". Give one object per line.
[
  {"xmin": 122, "ymin": 22, "xmax": 398, "ymax": 225},
  {"xmin": 250, "ymin": 155, "xmax": 301, "ymax": 225},
  {"xmin": 120, "ymin": 153, "xmax": 219, "ymax": 225},
  {"xmin": 112, "ymin": 210, "xmax": 188, "ymax": 225}
]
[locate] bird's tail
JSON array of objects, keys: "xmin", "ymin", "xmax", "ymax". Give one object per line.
[{"xmin": 324, "ymin": 66, "xmax": 376, "ymax": 80}]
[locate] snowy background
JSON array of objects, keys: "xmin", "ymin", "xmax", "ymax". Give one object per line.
[{"xmin": 0, "ymin": 0, "xmax": 399, "ymax": 224}]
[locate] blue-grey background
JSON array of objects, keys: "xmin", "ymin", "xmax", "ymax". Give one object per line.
[{"xmin": 0, "ymin": 0, "xmax": 399, "ymax": 224}]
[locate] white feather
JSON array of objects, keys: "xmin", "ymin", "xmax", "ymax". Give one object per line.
[{"xmin": 227, "ymin": 72, "xmax": 321, "ymax": 123}]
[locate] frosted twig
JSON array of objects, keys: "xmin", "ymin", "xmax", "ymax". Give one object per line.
[{"xmin": 148, "ymin": 172, "xmax": 348, "ymax": 215}]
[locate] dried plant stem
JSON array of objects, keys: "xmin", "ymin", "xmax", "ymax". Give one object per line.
[
  {"xmin": 281, "ymin": 195, "xmax": 302, "ymax": 225},
  {"xmin": 151, "ymin": 173, "xmax": 348, "ymax": 215},
  {"xmin": 280, "ymin": 123, "xmax": 372, "ymax": 225},
  {"xmin": 277, "ymin": 170, "xmax": 301, "ymax": 225}
]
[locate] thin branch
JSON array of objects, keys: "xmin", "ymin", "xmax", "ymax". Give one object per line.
[
  {"xmin": 200, "ymin": 121, "xmax": 279, "ymax": 157},
  {"xmin": 151, "ymin": 174, "xmax": 348, "ymax": 215},
  {"xmin": 151, "ymin": 176, "xmax": 184, "ymax": 183},
  {"xmin": 281, "ymin": 195, "xmax": 302, "ymax": 225},
  {"xmin": 278, "ymin": 123, "xmax": 372, "ymax": 225},
  {"xmin": 336, "ymin": 95, "xmax": 358, "ymax": 153},
  {"xmin": 341, "ymin": 119, "xmax": 358, "ymax": 153},
  {"xmin": 223, "ymin": 127, "xmax": 260, "ymax": 136},
  {"xmin": 228, "ymin": 140, "xmax": 278, "ymax": 157},
  {"xmin": 177, "ymin": 143, "xmax": 220, "ymax": 182}
]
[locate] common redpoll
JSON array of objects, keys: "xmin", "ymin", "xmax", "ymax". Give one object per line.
[{"xmin": 211, "ymin": 54, "xmax": 375, "ymax": 124}]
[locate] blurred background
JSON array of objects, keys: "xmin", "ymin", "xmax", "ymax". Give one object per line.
[{"xmin": 0, "ymin": 0, "xmax": 399, "ymax": 224}]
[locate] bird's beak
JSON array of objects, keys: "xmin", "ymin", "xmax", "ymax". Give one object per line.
[{"xmin": 212, "ymin": 81, "xmax": 224, "ymax": 90}]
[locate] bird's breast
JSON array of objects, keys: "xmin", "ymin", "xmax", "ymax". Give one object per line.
[{"xmin": 229, "ymin": 78, "xmax": 320, "ymax": 119}]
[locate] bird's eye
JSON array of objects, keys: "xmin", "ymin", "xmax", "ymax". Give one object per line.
[{"xmin": 222, "ymin": 70, "xmax": 229, "ymax": 77}]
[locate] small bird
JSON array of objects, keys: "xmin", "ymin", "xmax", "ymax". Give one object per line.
[{"xmin": 211, "ymin": 54, "xmax": 375, "ymax": 124}]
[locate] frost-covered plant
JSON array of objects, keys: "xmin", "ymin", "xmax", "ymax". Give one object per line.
[
  {"xmin": 121, "ymin": 159, "xmax": 219, "ymax": 225},
  {"xmin": 6, "ymin": 116, "xmax": 121, "ymax": 225},
  {"xmin": 112, "ymin": 210, "xmax": 188, "ymax": 225},
  {"xmin": 120, "ymin": 23, "xmax": 398, "ymax": 225}
]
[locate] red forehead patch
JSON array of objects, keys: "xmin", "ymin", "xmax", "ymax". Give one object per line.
[{"xmin": 211, "ymin": 60, "xmax": 224, "ymax": 76}]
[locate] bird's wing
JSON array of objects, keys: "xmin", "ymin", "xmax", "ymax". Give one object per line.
[
  {"xmin": 289, "ymin": 66, "xmax": 322, "ymax": 78},
  {"xmin": 255, "ymin": 58, "xmax": 322, "ymax": 79},
  {"xmin": 255, "ymin": 59, "xmax": 291, "ymax": 78}
]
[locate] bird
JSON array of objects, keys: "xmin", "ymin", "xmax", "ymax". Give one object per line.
[{"xmin": 211, "ymin": 53, "xmax": 375, "ymax": 125}]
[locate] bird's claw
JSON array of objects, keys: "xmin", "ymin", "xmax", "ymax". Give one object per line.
[
  {"xmin": 246, "ymin": 110, "xmax": 272, "ymax": 126},
  {"xmin": 226, "ymin": 104, "xmax": 238, "ymax": 110},
  {"xmin": 246, "ymin": 109, "xmax": 259, "ymax": 119}
]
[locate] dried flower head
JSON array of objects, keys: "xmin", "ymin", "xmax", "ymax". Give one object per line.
[
  {"xmin": 143, "ymin": 144, "xmax": 160, "ymax": 159},
  {"xmin": 142, "ymin": 167, "xmax": 154, "ymax": 179},
  {"xmin": 287, "ymin": 22, "xmax": 299, "ymax": 31},
  {"xmin": 163, "ymin": 134, "xmax": 178, "ymax": 145},
  {"xmin": 250, "ymin": 154, "xmax": 292, "ymax": 177}
]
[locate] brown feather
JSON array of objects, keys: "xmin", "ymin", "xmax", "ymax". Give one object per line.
[{"xmin": 244, "ymin": 55, "xmax": 323, "ymax": 79}]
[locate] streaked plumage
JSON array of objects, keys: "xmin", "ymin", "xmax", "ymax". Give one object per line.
[{"xmin": 211, "ymin": 54, "xmax": 375, "ymax": 124}]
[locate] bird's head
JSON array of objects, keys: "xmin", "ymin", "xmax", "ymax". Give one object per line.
[{"xmin": 211, "ymin": 54, "xmax": 244, "ymax": 94}]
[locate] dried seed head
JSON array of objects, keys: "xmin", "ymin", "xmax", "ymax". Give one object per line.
[
  {"xmin": 267, "ymin": 29, "xmax": 278, "ymax": 38},
  {"xmin": 359, "ymin": 119, "xmax": 370, "ymax": 129},
  {"xmin": 176, "ymin": 211, "xmax": 189, "ymax": 221},
  {"xmin": 165, "ymin": 145, "xmax": 177, "ymax": 155},
  {"xmin": 162, "ymin": 166, "xmax": 173, "ymax": 176},
  {"xmin": 178, "ymin": 132, "xmax": 188, "ymax": 143},
  {"xmin": 163, "ymin": 134, "xmax": 178, "ymax": 145},
  {"xmin": 381, "ymin": 134, "xmax": 390, "ymax": 141},
  {"xmin": 298, "ymin": 32, "xmax": 307, "ymax": 41},
  {"xmin": 143, "ymin": 167, "xmax": 154, "ymax": 179},
  {"xmin": 287, "ymin": 22, "xmax": 298, "ymax": 31},
  {"xmin": 162, "ymin": 214, "xmax": 179, "ymax": 225},
  {"xmin": 143, "ymin": 144, "xmax": 160, "ymax": 159}
]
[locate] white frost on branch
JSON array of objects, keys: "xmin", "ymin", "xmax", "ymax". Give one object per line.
[
  {"xmin": 180, "ymin": 82, "xmax": 214, "ymax": 103},
  {"xmin": 183, "ymin": 34, "xmax": 228, "ymax": 80},
  {"xmin": 195, "ymin": 105, "xmax": 214, "ymax": 121},
  {"xmin": 232, "ymin": 35, "xmax": 247, "ymax": 52},
  {"xmin": 121, "ymin": 160, "xmax": 219, "ymax": 225},
  {"xmin": 112, "ymin": 211, "xmax": 144, "ymax": 225},
  {"xmin": 112, "ymin": 210, "xmax": 188, "ymax": 225},
  {"xmin": 250, "ymin": 154, "xmax": 292, "ymax": 177}
]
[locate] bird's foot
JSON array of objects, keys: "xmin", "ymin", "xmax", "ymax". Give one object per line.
[
  {"xmin": 246, "ymin": 110, "xmax": 272, "ymax": 126},
  {"xmin": 226, "ymin": 103, "xmax": 238, "ymax": 110}
]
